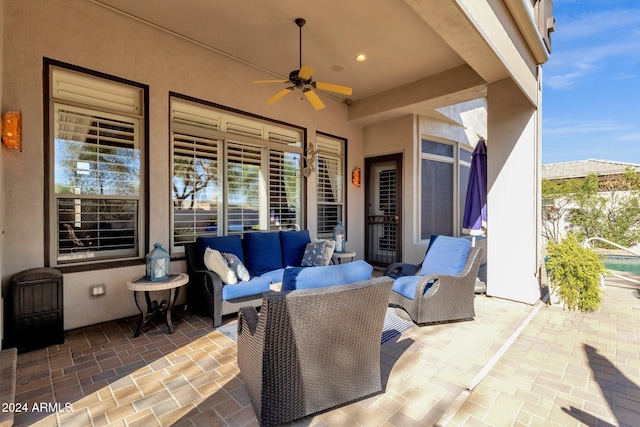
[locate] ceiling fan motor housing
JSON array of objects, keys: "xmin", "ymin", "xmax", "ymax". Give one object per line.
[{"xmin": 289, "ymin": 69, "xmax": 311, "ymax": 89}]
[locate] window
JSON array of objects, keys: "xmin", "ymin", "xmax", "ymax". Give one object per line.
[
  {"xmin": 316, "ymin": 134, "xmax": 346, "ymax": 238},
  {"xmin": 170, "ymin": 97, "xmax": 304, "ymax": 252},
  {"xmin": 420, "ymin": 139, "xmax": 472, "ymax": 239},
  {"xmin": 459, "ymin": 147, "xmax": 472, "ymax": 230},
  {"xmin": 48, "ymin": 64, "xmax": 146, "ymax": 267}
]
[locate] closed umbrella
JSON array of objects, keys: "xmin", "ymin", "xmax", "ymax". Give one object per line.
[{"xmin": 462, "ymin": 139, "xmax": 487, "ymax": 246}]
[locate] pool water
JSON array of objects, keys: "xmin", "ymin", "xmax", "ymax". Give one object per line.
[{"xmin": 602, "ymin": 256, "xmax": 640, "ymax": 274}]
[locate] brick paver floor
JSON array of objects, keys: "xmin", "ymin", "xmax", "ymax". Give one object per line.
[
  {"xmin": 11, "ymin": 276, "xmax": 640, "ymax": 426},
  {"xmin": 448, "ymin": 277, "xmax": 640, "ymax": 427}
]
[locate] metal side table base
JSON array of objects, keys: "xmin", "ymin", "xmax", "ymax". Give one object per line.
[{"xmin": 126, "ymin": 273, "xmax": 189, "ymax": 337}]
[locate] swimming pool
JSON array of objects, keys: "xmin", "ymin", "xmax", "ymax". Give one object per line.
[{"xmin": 602, "ymin": 255, "xmax": 640, "ymax": 274}]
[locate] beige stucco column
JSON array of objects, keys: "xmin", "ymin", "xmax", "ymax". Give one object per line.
[{"xmin": 486, "ymin": 78, "xmax": 541, "ymax": 304}]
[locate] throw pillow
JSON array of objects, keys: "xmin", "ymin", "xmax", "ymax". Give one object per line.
[
  {"xmin": 222, "ymin": 252, "xmax": 250, "ymax": 282},
  {"xmin": 300, "ymin": 241, "xmax": 327, "ymax": 267},
  {"xmin": 204, "ymin": 247, "xmax": 237, "ymax": 284},
  {"xmin": 313, "ymin": 238, "xmax": 336, "ymax": 266}
]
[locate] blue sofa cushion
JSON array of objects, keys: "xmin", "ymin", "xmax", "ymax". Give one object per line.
[
  {"xmin": 280, "ymin": 230, "xmax": 311, "ymax": 267},
  {"xmin": 420, "ymin": 235, "xmax": 471, "ymax": 277},
  {"xmin": 260, "ymin": 268, "xmax": 286, "ymax": 284},
  {"xmin": 281, "ymin": 260, "xmax": 373, "ymax": 291},
  {"xmin": 198, "ymin": 235, "xmax": 244, "ymax": 264},
  {"xmin": 243, "ymin": 232, "xmax": 284, "ymax": 277},
  {"xmin": 222, "ymin": 276, "xmax": 272, "ymax": 300},
  {"xmin": 392, "ymin": 276, "xmax": 433, "ymax": 300}
]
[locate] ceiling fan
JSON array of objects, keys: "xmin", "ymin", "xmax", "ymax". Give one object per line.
[{"xmin": 252, "ymin": 18, "xmax": 353, "ymax": 110}]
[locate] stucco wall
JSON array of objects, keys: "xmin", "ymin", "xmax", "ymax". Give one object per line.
[
  {"xmin": 0, "ymin": 0, "xmax": 5, "ymax": 343},
  {"xmin": 362, "ymin": 115, "xmax": 416, "ymax": 261},
  {"xmin": 486, "ymin": 78, "xmax": 540, "ymax": 304},
  {"xmin": 1, "ymin": 0, "xmax": 363, "ymax": 329},
  {"xmin": 362, "ymin": 98, "xmax": 489, "ymax": 266}
]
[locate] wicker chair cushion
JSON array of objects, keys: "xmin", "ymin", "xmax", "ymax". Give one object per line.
[
  {"xmin": 281, "ymin": 259, "xmax": 373, "ymax": 291},
  {"xmin": 391, "ymin": 275, "xmax": 434, "ymax": 300},
  {"xmin": 197, "ymin": 235, "xmax": 244, "ymax": 264},
  {"xmin": 420, "ymin": 235, "xmax": 471, "ymax": 276},
  {"xmin": 222, "ymin": 276, "xmax": 272, "ymax": 300},
  {"xmin": 243, "ymin": 232, "xmax": 284, "ymax": 276},
  {"xmin": 280, "ymin": 230, "xmax": 311, "ymax": 266}
]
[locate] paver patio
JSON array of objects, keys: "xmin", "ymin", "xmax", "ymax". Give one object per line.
[{"xmin": 11, "ymin": 276, "xmax": 640, "ymax": 426}]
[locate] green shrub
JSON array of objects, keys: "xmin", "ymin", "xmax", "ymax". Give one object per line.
[{"xmin": 546, "ymin": 234, "xmax": 605, "ymax": 312}]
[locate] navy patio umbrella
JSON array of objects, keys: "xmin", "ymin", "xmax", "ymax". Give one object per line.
[{"xmin": 462, "ymin": 138, "xmax": 487, "ymax": 245}]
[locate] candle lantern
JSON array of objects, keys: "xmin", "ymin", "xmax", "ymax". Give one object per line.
[
  {"xmin": 333, "ymin": 222, "xmax": 346, "ymax": 253},
  {"xmin": 145, "ymin": 243, "xmax": 171, "ymax": 281}
]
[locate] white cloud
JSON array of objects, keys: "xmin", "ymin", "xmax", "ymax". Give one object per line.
[
  {"xmin": 558, "ymin": 8, "xmax": 640, "ymax": 40},
  {"xmin": 543, "ymin": 119, "xmax": 627, "ymax": 135},
  {"xmin": 545, "ymin": 7, "xmax": 640, "ymax": 89},
  {"xmin": 618, "ymin": 133, "xmax": 640, "ymax": 142}
]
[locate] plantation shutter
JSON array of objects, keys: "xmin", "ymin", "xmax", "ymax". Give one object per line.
[
  {"xmin": 226, "ymin": 141, "xmax": 264, "ymax": 232},
  {"xmin": 269, "ymin": 149, "xmax": 301, "ymax": 230},
  {"xmin": 316, "ymin": 136, "xmax": 345, "ymax": 237},
  {"xmin": 53, "ymin": 102, "xmax": 142, "ymax": 263},
  {"xmin": 172, "ymin": 132, "xmax": 220, "ymax": 244}
]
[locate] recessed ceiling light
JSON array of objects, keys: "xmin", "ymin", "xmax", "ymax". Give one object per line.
[{"xmin": 355, "ymin": 54, "xmax": 367, "ymax": 62}]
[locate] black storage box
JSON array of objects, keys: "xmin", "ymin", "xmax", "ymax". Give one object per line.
[{"xmin": 9, "ymin": 268, "xmax": 64, "ymax": 353}]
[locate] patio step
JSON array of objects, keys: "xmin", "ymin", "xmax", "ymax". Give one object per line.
[{"xmin": 0, "ymin": 348, "xmax": 17, "ymax": 427}]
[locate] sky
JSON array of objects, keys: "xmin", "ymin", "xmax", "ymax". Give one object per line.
[{"xmin": 542, "ymin": 0, "xmax": 640, "ymax": 165}]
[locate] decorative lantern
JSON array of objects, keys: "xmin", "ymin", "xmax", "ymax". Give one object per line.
[
  {"xmin": 145, "ymin": 243, "xmax": 171, "ymax": 281},
  {"xmin": 333, "ymin": 222, "xmax": 346, "ymax": 253}
]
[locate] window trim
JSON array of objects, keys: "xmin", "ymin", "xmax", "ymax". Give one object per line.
[
  {"xmin": 418, "ymin": 136, "xmax": 473, "ymax": 242},
  {"xmin": 169, "ymin": 93, "xmax": 307, "ymax": 254},
  {"xmin": 316, "ymin": 132, "xmax": 348, "ymax": 239},
  {"xmin": 44, "ymin": 58, "xmax": 150, "ymax": 271}
]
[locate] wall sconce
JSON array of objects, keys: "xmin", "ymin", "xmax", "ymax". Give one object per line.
[
  {"xmin": 2, "ymin": 111, "xmax": 22, "ymax": 151},
  {"xmin": 351, "ymin": 167, "xmax": 361, "ymax": 187}
]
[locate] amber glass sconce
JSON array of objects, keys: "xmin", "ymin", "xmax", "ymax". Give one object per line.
[
  {"xmin": 351, "ymin": 167, "xmax": 361, "ymax": 187},
  {"xmin": 2, "ymin": 111, "xmax": 22, "ymax": 151}
]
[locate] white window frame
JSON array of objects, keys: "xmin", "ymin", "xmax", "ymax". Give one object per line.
[
  {"xmin": 316, "ymin": 134, "xmax": 346, "ymax": 238},
  {"xmin": 169, "ymin": 96, "xmax": 304, "ymax": 253},
  {"xmin": 47, "ymin": 63, "xmax": 146, "ymax": 267},
  {"xmin": 419, "ymin": 137, "xmax": 473, "ymax": 241}
]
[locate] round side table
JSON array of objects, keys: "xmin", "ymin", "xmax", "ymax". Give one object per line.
[
  {"xmin": 331, "ymin": 251, "xmax": 356, "ymax": 264},
  {"xmin": 126, "ymin": 273, "xmax": 189, "ymax": 337}
]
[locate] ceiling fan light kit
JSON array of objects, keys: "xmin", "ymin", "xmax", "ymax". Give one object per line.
[{"xmin": 252, "ymin": 17, "xmax": 353, "ymax": 110}]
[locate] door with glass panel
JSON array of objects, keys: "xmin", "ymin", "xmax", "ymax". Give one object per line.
[{"xmin": 365, "ymin": 154, "xmax": 402, "ymax": 266}]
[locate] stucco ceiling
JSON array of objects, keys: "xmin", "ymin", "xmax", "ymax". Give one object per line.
[{"xmin": 93, "ymin": 0, "xmax": 469, "ymax": 105}]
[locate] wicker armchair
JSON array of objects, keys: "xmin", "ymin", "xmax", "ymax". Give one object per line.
[
  {"xmin": 237, "ymin": 276, "xmax": 393, "ymax": 427},
  {"xmin": 384, "ymin": 235, "xmax": 483, "ymax": 325}
]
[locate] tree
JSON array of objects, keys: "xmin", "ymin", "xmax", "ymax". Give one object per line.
[{"xmin": 542, "ymin": 168, "xmax": 640, "ymax": 247}]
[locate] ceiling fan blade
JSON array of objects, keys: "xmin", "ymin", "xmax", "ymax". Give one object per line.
[
  {"xmin": 266, "ymin": 88, "xmax": 293, "ymax": 105},
  {"xmin": 298, "ymin": 65, "xmax": 315, "ymax": 80},
  {"xmin": 304, "ymin": 89, "xmax": 325, "ymax": 110},
  {"xmin": 313, "ymin": 81, "xmax": 353, "ymax": 96},
  {"xmin": 253, "ymin": 79, "xmax": 289, "ymax": 84}
]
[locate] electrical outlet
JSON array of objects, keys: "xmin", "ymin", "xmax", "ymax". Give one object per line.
[{"xmin": 90, "ymin": 284, "xmax": 106, "ymax": 297}]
